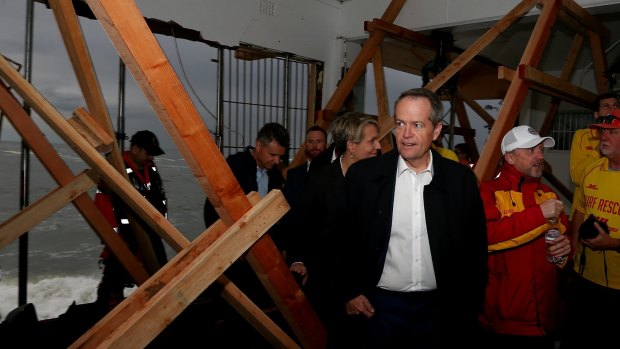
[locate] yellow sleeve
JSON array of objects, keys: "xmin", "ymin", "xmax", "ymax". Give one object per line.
[
  {"xmin": 569, "ymin": 129, "xmax": 600, "ymax": 186},
  {"xmin": 435, "ymin": 146, "xmax": 459, "ymax": 162}
]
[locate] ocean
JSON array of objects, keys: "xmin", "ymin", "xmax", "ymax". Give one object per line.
[{"xmin": 0, "ymin": 140, "xmax": 207, "ymax": 321}]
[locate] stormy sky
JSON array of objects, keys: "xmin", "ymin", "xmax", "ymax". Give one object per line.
[{"xmin": 0, "ymin": 0, "xmax": 219, "ymax": 151}]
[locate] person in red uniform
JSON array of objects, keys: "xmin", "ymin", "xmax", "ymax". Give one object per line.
[
  {"xmin": 479, "ymin": 125, "xmax": 572, "ymax": 349},
  {"xmin": 94, "ymin": 130, "xmax": 168, "ymax": 310}
]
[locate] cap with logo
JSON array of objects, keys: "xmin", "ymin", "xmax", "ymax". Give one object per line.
[
  {"xmin": 501, "ymin": 125, "xmax": 555, "ymax": 155},
  {"xmin": 130, "ymin": 130, "xmax": 165, "ymax": 156}
]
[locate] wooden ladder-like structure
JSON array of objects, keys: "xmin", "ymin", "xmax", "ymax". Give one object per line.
[
  {"xmin": 305, "ymin": 0, "xmax": 609, "ymax": 189},
  {"xmin": 0, "ymin": 0, "xmax": 326, "ymax": 347}
]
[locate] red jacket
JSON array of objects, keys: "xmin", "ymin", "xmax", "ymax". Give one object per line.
[{"xmin": 479, "ymin": 163, "xmax": 567, "ymax": 336}]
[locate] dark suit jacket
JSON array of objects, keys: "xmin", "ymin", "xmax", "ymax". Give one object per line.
[
  {"xmin": 339, "ymin": 148, "xmax": 487, "ymax": 335},
  {"xmin": 203, "ymin": 147, "xmax": 285, "ymax": 227},
  {"xmin": 283, "ymin": 162, "xmax": 308, "ymax": 212},
  {"xmin": 288, "ymin": 159, "xmax": 345, "ymax": 271}
]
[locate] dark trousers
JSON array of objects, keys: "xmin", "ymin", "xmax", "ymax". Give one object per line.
[
  {"xmin": 560, "ymin": 275, "xmax": 620, "ymax": 348},
  {"xmin": 366, "ymin": 288, "xmax": 440, "ymax": 349}
]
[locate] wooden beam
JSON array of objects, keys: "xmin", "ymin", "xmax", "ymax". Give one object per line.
[
  {"xmin": 372, "ymin": 49, "xmax": 394, "ymax": 152},
  {"xmin": 365, "ymin": 19, "xmax": 436, "ymax": 48},
  {"xmin": 322, "ymin": 0, "xmax": 407, "ymax": 115},
  {"xmin": 456, "ymin": 86, "xmax": 495, "ymax": 127},
  {"xmin": 454, "ymin": 97, "xmax": 480, "ymax": 160},
  {"xmin": 68, "ymin": 107, "xmax": 115, "ymax": 153},
  {"xmin": 425, "ymin": 0, "xmax": 538, "ymax": 93},
  {"xmin": 0, "ymin": 79, "xmax": 149, "ymax": 284},
  {"xmin": 475, "ymin": 0, "xmax": 561, "ymax": 182},
  {"xmin": 541, "ymin": 33, "xmax": 584, "ymax": 136},
  {"xmin": 49, "ymin": 0, "xmax": 161, "ymax": 274},
  {"xmin": 588, "ymin": 30, "xmax": 609, "ymax": 94},
  {"xmin": 498, "ymin": 65, "xmax": 597, "ymax": 108},
  {"xmin": 83, "ymin": 0, "xmax": 326, "ymax": 347},
  {"xmin": 0, "ymin": 170, "xmax": 97, "ymax": 251},
  {"xmin": 560, "ymin": 0, "xmax": 610, "ymax": 39},
  {"xmin": 71, "ymin": 190, "xmax": 293, "ymax": 349},
  {"xmin": 48, "ymin": 0, "xmax": 114, "ymax": 136}
]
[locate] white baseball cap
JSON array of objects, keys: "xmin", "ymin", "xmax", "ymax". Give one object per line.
[{"xmin": 501, "ymin": 125, "xmax": 555, "ymax": 155}]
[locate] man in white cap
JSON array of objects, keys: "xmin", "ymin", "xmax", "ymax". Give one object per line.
[{"xmin": 478, "ymin": 125, "xmax": 571, "ymax": 348}]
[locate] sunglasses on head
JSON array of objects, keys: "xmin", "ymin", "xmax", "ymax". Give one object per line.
[{"xmin": 596, "ymin": 114, "xmax": 620, "ymax": 124}]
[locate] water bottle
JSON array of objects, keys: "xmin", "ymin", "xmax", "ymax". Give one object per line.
[{"xmin": 545, "ymin": 218, "xmax": 565, "ymax": 263}]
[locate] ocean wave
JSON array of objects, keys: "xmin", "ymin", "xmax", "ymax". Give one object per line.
[{"xmin": 0, "ymin": 275, "xmax": 101, "ymax": 321}]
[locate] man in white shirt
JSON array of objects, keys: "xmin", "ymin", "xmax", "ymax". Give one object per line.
[{"xmin": 338, "ymin": 88, "xmax": 487, "ymax": 348}]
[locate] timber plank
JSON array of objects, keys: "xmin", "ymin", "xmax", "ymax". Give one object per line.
[
  {"xmin": 588, "ymin": 30, "xmax": 609, "ymax": 94},
  {"xmin": 372, "ymin": 49, "xmax": 394, "ymax": 152},
  {"xmin": 0, "ymin": 170, "xmax": 97, "ymax": 251},
  {"xmin": 518, "ymin": 64, "xmax": 596, "ymax": 107}
]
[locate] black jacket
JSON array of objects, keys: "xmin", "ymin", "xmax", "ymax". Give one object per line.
[{"xmin": 339, "ymin": 148, "xmax": 487, "ymax": 336}]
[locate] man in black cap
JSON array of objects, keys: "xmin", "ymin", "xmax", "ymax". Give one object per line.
[{"xmin": 94, "ymin": 130, "xmax": 168, "ymax": 310}]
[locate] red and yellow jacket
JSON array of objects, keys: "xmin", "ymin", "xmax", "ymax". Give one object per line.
[{"xmin": 478, "ymin": 163, "xmax": 567, "ymax": 336}]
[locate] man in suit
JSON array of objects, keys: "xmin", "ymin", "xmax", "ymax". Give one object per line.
[
  {"xmin": 203, "ymin": 122, "xmax": 289, "ymax": 226},
  {"xmin": 284, "ymin": 125, "xmax": 327, "ymax": 211},
  {"xmin": 202, "ymin": 122, "xmax": 289, "ymax": 310},
  {"xmin": 338, "ymin": 88, "xmax": 488, "ymax": 348}
]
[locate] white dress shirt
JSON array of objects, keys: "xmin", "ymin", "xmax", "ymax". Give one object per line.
[{"xmin": 377, "ymin": 153, "xmax": 437, "ymax": 292}]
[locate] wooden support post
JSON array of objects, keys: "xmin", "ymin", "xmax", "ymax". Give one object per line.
[
  {"xmin": 588, "ymin": 30, "xmax": 609, "ymax": 94},
  {"xmin": 518, "ymin": 64, "xmax": 597, "ymax": 107},
  {"xmin": 456, "ymin": 87, "xmax": 495, "ymax": 128},
  {"xmin": 0, "ymin": 79, "xmax": 150, "ymax": 284},
  {"xmin": 475, "ymin": 0, "xmax": 561, "ymax": 182},
  {"xmin": 454, "ymin": 97, "xmax": 480, "ymax": 160},
  {"xmin": 372, "ymin": 49, "xmax": 394, "ymax": 151}
]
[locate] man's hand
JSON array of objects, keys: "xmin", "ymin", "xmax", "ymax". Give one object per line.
[
  {"xmin": 582, "ymin": 221, "xmax": 620, "ymax": 251},
  {"xmin": 540, "ymin": 199, "xmax": 564, "ymax": 220},
  {"xmin": 548, "ymin": 233, "xmax": 572, "ymax": 261},
  {"xmin": 345, "ymin": 295, "xmax": 375, "ymax": 318}
]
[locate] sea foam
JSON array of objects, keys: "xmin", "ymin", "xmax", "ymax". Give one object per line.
[{"xmin": 0, "ymin": 276, "xmax": 99, "ymax": 321}]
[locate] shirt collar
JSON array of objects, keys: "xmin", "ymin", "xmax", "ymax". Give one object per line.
[{"xmin": 397, "ymin": 151, "xmax": 434, "ymax": 176}]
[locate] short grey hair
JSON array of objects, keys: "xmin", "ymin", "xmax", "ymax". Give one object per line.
[{"xmin": 394, "ymin": 88, "xmax": 443, "ymax": 126}]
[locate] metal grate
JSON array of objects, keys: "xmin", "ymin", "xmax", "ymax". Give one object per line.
[
  {"xmin": 220, "ymin": 48, "xmax": 311, "ymax": 163},
  {"xmin": 548, "ymin": 110, "xmax": 593, "ymax": 150}
]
